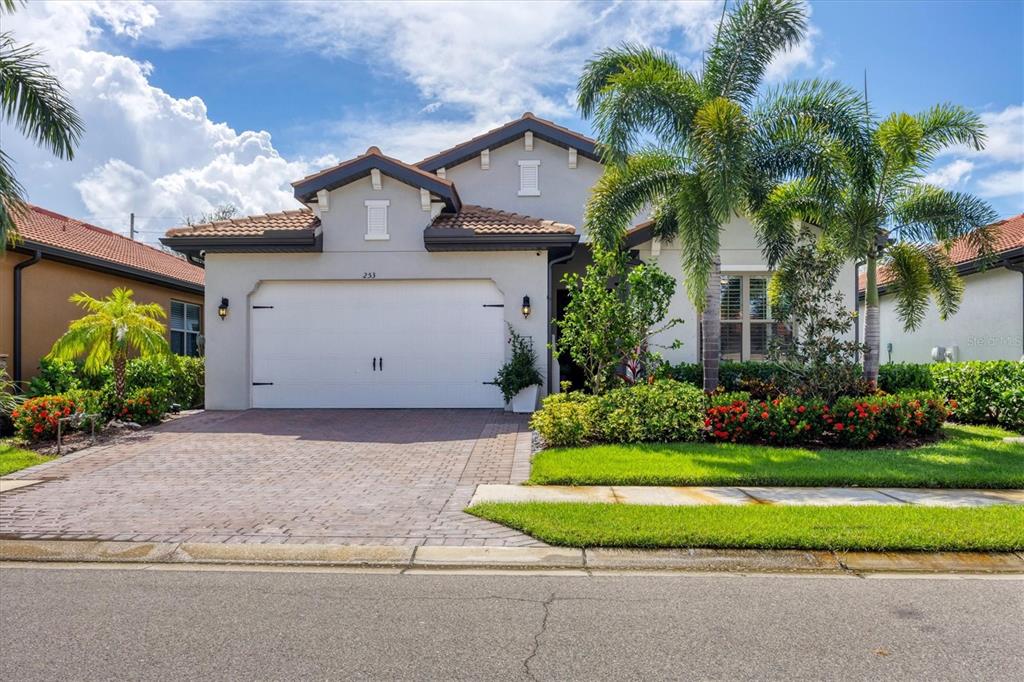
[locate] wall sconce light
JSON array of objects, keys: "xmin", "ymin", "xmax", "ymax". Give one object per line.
[
  {"xmin": 218, "ymin": 297, "xmax": 229, "ymax": 319},
  {"xmin": 521, "ymin": 295, "xmax": 531, "ymax": 318}
]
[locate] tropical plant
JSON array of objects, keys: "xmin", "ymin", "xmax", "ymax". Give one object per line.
[
  {"xmin": 753, "ymin": 96, "xmax": 997, "ymax": 384},
  {"xmin": 577, "ymin": 0, "xmax": 866, "ymax": 391},
  {"xmin": 0, "ymin": 0, "xmax": 83, "ymax": 249},
  {"xmin": 493, "ymin": 325, "xmax": 543, "ymax": 403},
  {"xmin": 47, "ymin": 288, "xmax": 170, "ymax": 405},
  {"xmin": 1, "ymin": 368, "xmax": 23, "ymax": 418}
]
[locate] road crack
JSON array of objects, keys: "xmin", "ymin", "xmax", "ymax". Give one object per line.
[{"xmin": 523, "ymin": 592, "xmax": 556, "ymax": 681}]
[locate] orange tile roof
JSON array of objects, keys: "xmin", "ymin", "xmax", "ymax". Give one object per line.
[
  {"xmin": 295, "ymin": 146, "xmax": 456, "ymax": 189},
  {"xmin": 164, "ymin": 209, "xmax": 319, "ymax": 238},
  {"xmin": 860, "ymin": 213, "xmax": 1024, "ymax": 290},
  {"xmin": 13, "ymin": 205, "xmax": 204, "ymax": 287},
  {"xmin": 430, "ymin": 205, "xmax": 575, "ymax": 235}
]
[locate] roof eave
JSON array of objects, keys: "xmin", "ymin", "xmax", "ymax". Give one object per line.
[
  {"xmin": 161, "ymin": 231, "xmax": 323, "ymax": 259},
  {"xmin": 292, "ymin": 156, "xmax": 460, "ymax": 211},
  {"xmin": 423, "ymin": 229, "xmax": 579, "ymax": 252}
]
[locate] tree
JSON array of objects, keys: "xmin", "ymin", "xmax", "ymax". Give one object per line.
[
  {"xmin": 754, "ymin": 103, "xmax": 997, "ymax": 384},
  {"xmin": 184, "ymin": 203, "xmax": 239, "ymax": 227},
  {"xmin": 577, "ymin": 0, "xmax": 865, "ymax": 391},
  {"xmin": 0, "ymin": 0, "xmax": 84, "ymax": 250},
  {"xmin": 47, "ymin": 288, "xmax": 169, "ymax": 404}
]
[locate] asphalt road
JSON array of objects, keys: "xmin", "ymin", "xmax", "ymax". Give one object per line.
[{"xmin": 1, "ymin": 564, "xmax": 1021, "ymax": 681}]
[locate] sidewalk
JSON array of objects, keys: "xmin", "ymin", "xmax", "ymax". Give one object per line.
[{"xmin": 469, "ymin": 484, "xmax": 1024, "ymax": 507}]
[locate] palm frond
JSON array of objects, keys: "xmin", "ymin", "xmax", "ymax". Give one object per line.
[
  {"xmin": 875, "ymin": 112, "xmax": 924, "ymax": 172},
  {"xmin": 667, "ymin": 176, "xmax": 722, "ymax": 311},
  {"xmin": 921, "ymin": 248, "xmax": 965, "ymax": 320},
  {"xmin": 0, "ymin": 32, "xmax": 84, "ymax": 159},
  {"xmin": 890, "ymin": 184, "xmax": 997, "ymax": 248},
  {"xmin": 1, "ymin": 1, "xmax": 24, "ymax": 16},
  {"xmin": 703, "ymin": 0, "xmax": 807, "ymax": 106},
  {"xmin": 692, "ymin": 97, "xmax": 750, "ymax": 220},
  {"xmin": 884, "ymin": 242, "xmax": 932, "ymax": 331},
  {"xmin": 916, "ymin": 104, "xmax": 986, "ymax": 161},
  {"xmin": 0, "ymin": 147, "xmax": 27, "ymax": 248},
  {"xmin": 577, "ymin": 43, "xmax": 681, "ymax": 117},
  {"xmin": 751, "ymin": 178, "xmax": 828, "ymax": 267}
]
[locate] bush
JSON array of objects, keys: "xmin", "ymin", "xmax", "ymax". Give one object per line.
[
  {"xmin": 63, "ymin": 389, "xmax": 104, "ymax": 417},
  {"xmin": 169, "ymin": 356, "xmax": 204, "ymax": 408},
  {"xmin": 25, "ymin": 358, "xmax": 80, "ymax": 396},
  {"xmin": 494, "ymin": 326, "xmax": 543, "ymax": 403},
  {"xmin": 930, "ymin": 361, "xmax": 1024, "ymax": 427},
  {"xmin": 11, "ymin": 395, "xmax": 79, "ymax": 441},
  {"xmin": 530, "ymin": 390, "xmax": 595, "ymax": 447},
  {"xmin": 591, "ymin": 380, "xmax": 707, "ymax": 443},
  {"xmin": 124, "ymin": 355, "xmax": 203, "ymax": 408},
  {"xmin": 114, "ymin": 387, "xmax": 170, "ymax": 425},
  {"xmin": 662, "ymin": 361, "xmax": 790, "ymax": 392},
  {"xmin": 878, "ymin": 363, "xmax": 935, "ymax": 393},
  {"xmin": 706, "ymin": 391, "xmax": 948, "ymax": 448}
]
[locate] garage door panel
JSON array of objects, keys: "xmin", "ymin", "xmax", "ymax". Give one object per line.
[{"xmin": 250, "ymin": 280, "xmax": 506, "ymax": 408}]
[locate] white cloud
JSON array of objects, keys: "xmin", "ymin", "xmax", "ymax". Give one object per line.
[
  {"xmin": 977, "ymin": 168, "xmax": 1024, "ymax": 199},
  {"xmin": 978, "ymin": 105, "xmax": 1024, "ymax": 163},
  {"xmin": 765, "ymin": 25, "xmax": 820, "ymax": 82},
  {"xmin": 923, "ymin": 159, "xmax": 974, "ymax": 189}
]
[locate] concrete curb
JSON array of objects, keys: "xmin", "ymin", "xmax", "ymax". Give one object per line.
[{"xmin": 2, "ymin": 539, "xmax": 1023, "ymax": 574}]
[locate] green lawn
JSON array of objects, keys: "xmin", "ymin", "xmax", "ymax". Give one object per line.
[
  {"xmin": 0, "ymin": 443, "xmax": 55, "ymax": 477},
  {"xmin": 468, "ymin": 502, "xmax": 1024, "ymax": 551},
  {"xmin": 530, "ymin": 424, "xmax": 1024, "ymax": 489}
]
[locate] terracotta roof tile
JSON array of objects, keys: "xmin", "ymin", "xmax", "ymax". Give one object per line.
[
  {"xmin": 13, "ymin": 205, "xmax": 204, "ymax": 287},
  {"xmin": 164, "ymin": 209, "xmax": 319, "ymax": 238},
  {"xmin": 430, "ymin": 205, "xmax": 575, "ymax": 235},
  {"xmin": 294, "ymin": 146, "xmax": 455, "ymax": 189},
  {"xmin": 859, "ymin": 213, "xmax": 1024, "ymax": 290}
]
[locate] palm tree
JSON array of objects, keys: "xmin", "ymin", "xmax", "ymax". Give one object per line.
[
  {"xmin": 0, "ymin": 0, "xmax": 84, "ymax": 249},
  {"xmin": 754, "ymin": 103, "xmax": 997, "ymax": 384},
  {"xmin": 48, "ymin": 288, "xmax": 169, "ymax": 404},
  {"xmin": 577, "ymin": 0, "xmax": 865, "ymax": 391}
]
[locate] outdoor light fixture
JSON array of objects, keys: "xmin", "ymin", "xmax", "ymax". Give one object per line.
[
  {"xmin": 218, "ymin": 297, "xmax": 229, "ymax": 319},
  {"xmin": 521, "ymin": 295, "xmax": 531, "ymax": 318}
]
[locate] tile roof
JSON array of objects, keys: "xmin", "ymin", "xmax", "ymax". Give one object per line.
[
  {"xmin": 860, "ymin": 213, "xmax": 1024, "ymax": 290},
  {"xmin": 13, "ymin": 205, "xmax": 204, "ymax": 287},
  {"xmin": 430, "ymin": 205, "xmax": 576, "ymax": 235},
  {"xmin": 415, "ymin": 112, "xmax": 599, "ymax": 170},
  {"xmin": 164, "ymin": 209, "xmax": 319, "ymax": 238},
  {"xmin": 294, "ymin": 146, "xmax": 456, "ymax": 190}
]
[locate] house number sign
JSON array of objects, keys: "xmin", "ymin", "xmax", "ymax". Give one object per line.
[{"xmin": 362, "ymin": 272, "xmax": 376, "ymax": 279}]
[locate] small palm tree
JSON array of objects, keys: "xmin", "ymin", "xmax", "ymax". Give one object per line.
[
  {"xmin": 577, "ymin": 0, "xmax": 865, "ymax": 391},
  {"xmin": 48, "ymin": 288, "xmax": 169, "ymax": 403},
  {"xmin": 755, "ymin": 103, "xmax": 997, "ymax": 384},
  {"xmin": 0, "ymin": 0, "xmax": 84, "ymax": 249}
]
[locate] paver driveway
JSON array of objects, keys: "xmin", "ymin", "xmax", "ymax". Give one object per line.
[{"xmin": 0, "ymin": 409, "xmax": 542, "ymax": 547}]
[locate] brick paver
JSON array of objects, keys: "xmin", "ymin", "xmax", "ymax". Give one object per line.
[{"xmin": 0, "ymin": 409, "xmax": 543, "ymax": 547}]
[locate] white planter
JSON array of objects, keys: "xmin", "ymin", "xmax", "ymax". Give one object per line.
[{"xmin": 511, "ymin": 385, "xmax": 540, "ymax": 413}]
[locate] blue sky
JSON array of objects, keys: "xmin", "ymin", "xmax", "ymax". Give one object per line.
[{"xmin": 4, "ymin": 1, "xmax": 1022, "ymax": 242}]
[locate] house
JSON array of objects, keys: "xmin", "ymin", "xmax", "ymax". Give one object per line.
[
  {"xmin": 858, "ymin": 214, "xmax": 1024, "ymax": 363},
  {"xmin": 1, "ymin": 205, "xmax": 205, "ymax": 384},
  {"xmin": 163, "ymin": 113, "xmax": 857, "ymax": 410}
]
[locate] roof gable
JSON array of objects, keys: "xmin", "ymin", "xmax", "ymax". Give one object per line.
[
  {"xmin": 293, "ymin": 147, "xmax": 461, "ymax": 210},
  {"xmin": 416, "ymin": 113, "xmax": 600, "ymax": 172}
]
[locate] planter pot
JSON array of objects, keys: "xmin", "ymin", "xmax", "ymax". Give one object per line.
[{"xmin": 511, "ymin": 385, "xmax": 540, "ymax": 414}]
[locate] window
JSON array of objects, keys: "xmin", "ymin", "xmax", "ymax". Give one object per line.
[
  {"xmin": 364, "ymin": 199, "xmax": 390, "ymax": 240},
  {"xmin": 170, "ymin": 300, "xmax": 202, "ymax": 356},
  {"xmin": 719, "ymin": 274, "xmax": 776, "ymax": 361},
  {"xmin": 518, "ymin": 160, "xmax": 540, "ymax": 196}
]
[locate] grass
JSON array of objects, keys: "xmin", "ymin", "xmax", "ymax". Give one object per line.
[
  {"xmin": 0, "ymin": 442, "xmax": 55, "ymax": 476},
  {"xmin": 530, "ymin": 424, "xmax": 1024, "ymax": 489},
  {"xmin": 468, "ymin": 502, "xmax": 1024, "ymax": 551}
]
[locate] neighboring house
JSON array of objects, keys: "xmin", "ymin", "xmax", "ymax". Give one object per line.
[
  {"xmin": 858, "ymin": 214, "xmax": 1024, "ymax": 363},
  {"xmin": 1, "ymin": 205, "xmax": 205, "ymax": 384},
  {"xmin": 163, "ymin": 113, "xmax": 857, "ymax": 410}
]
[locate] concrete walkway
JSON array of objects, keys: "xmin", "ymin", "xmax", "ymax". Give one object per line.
[{"xmin": 470, "ymin": 484, "xmax": 1024, "ymax": 508}]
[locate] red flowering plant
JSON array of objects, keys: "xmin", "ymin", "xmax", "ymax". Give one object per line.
[
  {"xmin": 826, "ymin": 392, "xmax": 949, "ymax": 447},
  {"xmin": 11, "ymin": 395, "xmax": 79, "ymax": 441},
  {"xmin": 116, "ymin": 387, "xmax": 170, "ymax": 425},
  {"xmin": 707, "ymin": 392, "xmax": 827, "ymax": 446}
]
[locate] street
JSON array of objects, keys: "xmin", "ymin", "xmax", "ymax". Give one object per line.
[{"xmin": 1, "ymin": 564, "xmax": 1021, "ymax": 680}]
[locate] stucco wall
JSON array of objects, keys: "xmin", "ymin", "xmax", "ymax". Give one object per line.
[
  {"xmin": 0, "ymin": 252, "xmax": 203, "ymax": 381},
  {"xmin": 203, "ymin": 177, "xmax": 549, "ymax": 410},
  {"xmin": 443, "ymin": 137, "xmax": 604, "ymax": 234},
  {"xmin": 859, "ymin": 267, "xmax": 1024, "ymax": 363}
]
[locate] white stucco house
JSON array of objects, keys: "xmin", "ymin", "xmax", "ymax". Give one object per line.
[
  {"xmin": 163, "ymin": 113, "xmax": 857, "ymax": 410},
  {"xmin": 858, "ymin": 213, "xmax": 1024, "ymax": 364}
]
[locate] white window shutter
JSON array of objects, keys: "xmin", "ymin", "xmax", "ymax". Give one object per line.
[
  {"xmin": 364, "ymin": 200, "xmax": 390, "ymax": 239},
  {"xmin": 518, "ymin": 160, "xmax": 540, "ymax": 196}
]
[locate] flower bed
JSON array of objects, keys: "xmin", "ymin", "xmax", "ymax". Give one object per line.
[{"xmin": 11, "ymin": 395, "xmax": 80, "ymax": 441}]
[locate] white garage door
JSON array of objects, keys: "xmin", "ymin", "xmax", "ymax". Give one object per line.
[{"xmin": 250, "ymin": 279, "xmax": 507, "ymax": 408}]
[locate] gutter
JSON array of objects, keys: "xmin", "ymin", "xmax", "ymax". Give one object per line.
[
  {"xmin": 12, "ymin": 250, "xmax": 42, "ymax": 386},
  {"xmin": 1006, "ymin": 259, "xmax": 1024, "ymax": 357},
  {"xmin": 854, "ymin": 260, "xmax": 862, "ymax": 360},
  {"xmin": 547, "ymin": 245, "xmax": 577, "ymax": 394}
]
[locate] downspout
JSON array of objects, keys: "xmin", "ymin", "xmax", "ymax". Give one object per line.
[
  {"xmin": 12, "ymin": 250, "xmax": 42, "ymax": 387},
  {"xmin": 547, "ymin": 245, "xmax": 577, "ymax": 394},
  {"xmin": 1007, "ymin": 261, "xmax": 1024, "ymax": 358},
  {"xmin": 854, "ymin": 260, "xmax": 862, "ymax": 361}
]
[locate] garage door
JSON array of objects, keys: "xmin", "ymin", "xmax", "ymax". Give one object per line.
[{"xmin": 250, "ymin": 279, "xmax": 507, "ymax": 408}]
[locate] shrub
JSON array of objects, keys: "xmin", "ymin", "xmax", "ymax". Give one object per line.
[
  {"xmin": 169, "ymin": 356, "xmax": 204, "ymax": 408},
  {"xmin": 706, "ymin": 391, "xmax": 948, "ymax": 447},
  {"xmin": 997, "ymin": 387, "xmax": 1024, "ymax": 433},
  {"xmin": 63, "ymin": 389, "xmax": 104, "ymax": 417},
  {"xmin": 529, "ymin": 390, "xmax": 595, "ymax": 447},
  {"xmin": 11, "ymin": 395, "xmax": 79, "ymax": 441},
  {"xmin": 661, "ymin": 361, "xmax": 790, "ymax": 392},
  {"xmin": 591, "ymin": 380, "xmax": 707, "ymax": 443},
  {"xmin": 114, "ymin": 387, "xmax": 170, "ymax": 425},
  {"xmin": 930, "ymin": 361, "xmax": 1024, "ymax": 427},
  {"xmin": 878, "ymin": 363, "xmax": 935, "ymax": 393},
  {"xmin": 494, "ymin": 326, "xmax": 543, "ymax": 403},
  {"xmin": 25, "ymin": 358, "xmax": 80, "ymax": 396}
]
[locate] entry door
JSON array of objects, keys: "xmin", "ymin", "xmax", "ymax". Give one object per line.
[{"xmin": 250, "ymin": 280, "xmax": 506, "ymax": 408}]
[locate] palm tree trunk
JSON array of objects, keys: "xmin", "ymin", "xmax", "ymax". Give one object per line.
[
  {"xmin": 702, "ymin": 257, "xmax": 721, "ymax": 393},
  {"xmin": 862, "ymin": 252, "xmax": 881, "ymax": 385},
  {"xmin": 113, "ymin": 352, "xmax": 127, "ymax": 404}
]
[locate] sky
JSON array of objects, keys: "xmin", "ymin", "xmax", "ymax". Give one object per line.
[{"xmin": 3, "ymin": 0, "xmax": 1022, "ymax": 245}]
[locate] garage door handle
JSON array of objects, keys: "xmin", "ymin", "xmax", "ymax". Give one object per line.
[
  {"xmin": 372, "ymin": 357, "xmax": 377, "ymax": 372},
  {"xmin": 379, "ymin": 357, "xmax": 383, "ymax": 371}
]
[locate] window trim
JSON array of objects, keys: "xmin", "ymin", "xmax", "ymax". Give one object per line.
[
  {"xmin": 170, "ymin": 299, "xmax": 202, "ymax": 357},
  {"xmin": 518, "ymin": 160, "xmax": 541, "ymax": 196},
  {"xmin": 364, "ymin": 199, "xmax": 390, "ymax": 240}
]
